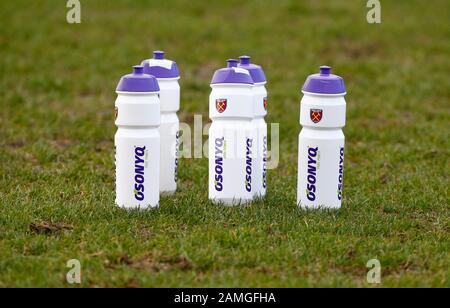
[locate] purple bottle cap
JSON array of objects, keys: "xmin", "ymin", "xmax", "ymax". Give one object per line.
[
  {"xmin": 302, "ymin": 66, "xmax": 346, "ymax": 95},
  {"xmin": 116, "ymin": 65, "xmax": 160, "ymax": 93},
  {"xmin": 211, "ymin": 60, "xmax": 254, "ymax": 85},
  {"xmin": 141, "ymin": 51, "xmax": 180, "ymax": 79},
  {"xmin": 237, "ymin": 56, "xmax": 267, "ymax": 84}
]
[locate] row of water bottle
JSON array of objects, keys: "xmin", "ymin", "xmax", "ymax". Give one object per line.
[{"xmin": 114, "ymin": 52, "xmax": 347, "ymax": 209}]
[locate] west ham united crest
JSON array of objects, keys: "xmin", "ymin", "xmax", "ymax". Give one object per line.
[
  {"xmin": 310, "ymin": 109, "xmax": 323, "ymax": 124},
  {"xmin": 216, "ymin": 99, "xmax": 227, "ymax": 113}
]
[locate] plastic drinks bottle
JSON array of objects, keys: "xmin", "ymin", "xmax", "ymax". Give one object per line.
[
  {"xmin": 115, "ymin": 66, "xmax": 161, "ymax": 209},
  {"xmin": 209, "ymin": 59, "xmax": 254, "ymax": 205},
  {"xmin": 238, "ymin": 56, "xmax": 268, "ymax": 198},
  {"xmin": 297, "ymin": 66, "xmax": 347, "ymax": 209},
  {"xmin": 142, "ymin": 51, "xmax": 180, "ymax": 194}
]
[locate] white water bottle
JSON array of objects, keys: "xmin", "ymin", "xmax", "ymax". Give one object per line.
[
  {"xmin": 209, "ymin": 59, "xmax": 254, "ymax": 205},
  {"xmin": 238, "ymin": 56, "xmax": 268, "ymax": 198},
  {"xmin": 115, "ymin": 66, "xmax": 161, "ymax": 209},
  {"xmin": 142, "ymin": 51, "xmax": 180, "ymax": 194},
  {"xmin": 297, "ymin": 66, "xmax": 347, "ymax": 209}
]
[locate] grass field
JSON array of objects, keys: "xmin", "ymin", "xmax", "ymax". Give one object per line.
[{"xmin": 0, "ymin": 0, "xmax": 449, "ymax": 288}]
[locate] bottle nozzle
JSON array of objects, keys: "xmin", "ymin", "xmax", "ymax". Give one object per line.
[
  {"xmin": 239, "ymin": 56, "xmax": 251, "ymax": 65},
  {"xmin": 320, "ymin": 66, "xmax": 332, "ymax": 76},
  {"xmin": 133, "ymin": 65, "xmax": 144, "ymax": 75},
  {"xmin": 153, "ymin": 51, "xmax": 165, "ymax": 60},
  {"xmin": 227, "ymin": 59, "xmax": 238, "ymax": 68}
]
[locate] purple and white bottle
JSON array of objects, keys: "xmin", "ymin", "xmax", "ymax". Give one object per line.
[
  {"xmin": 209, "ymin": 60, "xmax": 254, "ymax": 205},
  {"xmin": 115, "ymin": 66, "xmax": 161, "ymax": 209},
  {"xmin": 142, "ymin": 51, "xmax": 180, "ymax": 195},
  {"xmin": 297, "ymin": 66, "xmax": 347, "ymax": 209},
  {"xmin": 238, "ymin": 56, "xmax": 268, "ymax": 198}
]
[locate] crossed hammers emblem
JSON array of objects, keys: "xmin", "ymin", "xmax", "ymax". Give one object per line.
[
  {"xmin": 216, "ymin": 99, "xmax": 227, "ymax": 113},
  {"xmin": 310, "ymin": 109, "xmax": 323, "ymax": 123}
]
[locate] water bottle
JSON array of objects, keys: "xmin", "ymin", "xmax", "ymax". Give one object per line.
[
  {"xmin": 115, "ymin": 66, "xmax": 161, "ymax": 209},
  {"xmin": 238, "ymin": 56, "xmax": 268, "ymax": 198},
  {"xmin": 297, "ymin": 66, "xmax": 347, "ymax": 209},
  {"xmin": 142, "ymin": 51, "xmax": 180, "ymax": 194},
  {"xmin": 209, "ymin": 59, "xmax": 254, "ymax": 205}
]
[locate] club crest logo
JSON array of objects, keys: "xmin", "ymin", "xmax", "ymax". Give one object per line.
[
  {"xmin": 216, "ymin": 99, "xmax": 227, "ymax": 113},
  {"xmin": 263, "ymin": 97, "xmax": 268, "ymax": 111},
  {"xmin": 310, "ymin": 109, "xmax": 323, "ymax": 124}
]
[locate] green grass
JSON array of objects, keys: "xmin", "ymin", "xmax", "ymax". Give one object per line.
[{"xmin": 0, "ymin": 0, "xmax": 449, "ymax": 288}]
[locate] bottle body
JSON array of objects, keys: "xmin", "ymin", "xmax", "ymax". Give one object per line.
[
  {"xmin": 115, "ymin": 127, "xmax": 160, "ymax": 208},
  {"xmin": 158, "ymin": 78, "xmax": 180, "ymax": 194},
  {"xmin": 297, "ymin": 128, "xmax": 345, "ymax": 208},
  {"xmin": 251, "ymin": 83, "xmax": 268, "ymax": 197},
  {"xmin": 209, "ymin": 120, "xmax": 254, "ymax": 205},
  {"xmin": 208, "ymin": 84, "xmax": 254, "ymax": 205},
  {"xmin": 115, "ymin": 93, "xmax": 161, "ymax": 209},
  {"xmin": 297, "ymin": 93, "xmax": 346, "ymax": 209},
  {"xmin": 251, "ymin": 117, "xmax": 267, "ymax": 197}
]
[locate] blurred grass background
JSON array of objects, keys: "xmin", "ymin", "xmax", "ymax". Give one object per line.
[{"xmin": 0, "ymin": 0, "xmax": 448, "ymax": 287}]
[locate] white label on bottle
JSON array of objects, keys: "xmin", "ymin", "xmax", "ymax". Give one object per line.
[{"xmin": 149, "ymin": 59, "xmax": 173, "ymax": 70}]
